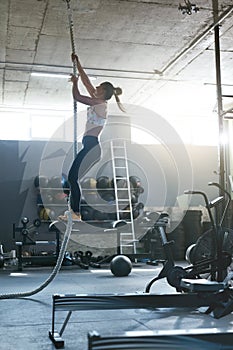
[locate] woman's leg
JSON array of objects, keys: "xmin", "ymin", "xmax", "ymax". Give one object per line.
[
  {"xmin": 68, "ymin": 136, "xmax": 101, "ymax": 214},
  {"xmin": 68, "ymin": 148, "xmax": 87, "ymax": 213}
]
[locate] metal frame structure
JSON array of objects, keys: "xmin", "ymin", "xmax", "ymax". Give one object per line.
[
  {"xmin": 48, "ymin": 208, "xmax": 233, "ymax": 348},
  {"xmin": 212, "ymin": 1, "xmax": 233, "ymax": 199},
  {"xmin": 48, "ymin": 287, "xmax": 233, "ymax": 349},
  {"xmin": 88, "ymin": 328, "xmax": 233, "ymax": 350}
]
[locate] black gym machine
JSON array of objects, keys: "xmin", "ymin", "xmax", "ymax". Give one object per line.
[
  {"xmin": 13, "ymin": 217, "xmax": 60, "ymax": 271},
  {"xmin": 49, "ymin": 183, "xmax": 233, "ymax": 348},
  {"xmin": 12, "ymin": 217, "xmax": 101, "ymax": 271},
  {"xmin": 145, "ymin": 182, "xmax": 233, "ymax": 293}
]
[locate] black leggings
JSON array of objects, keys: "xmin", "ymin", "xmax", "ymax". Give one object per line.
[{"xmin": 68, "ymin": 135, "xmax": 101, "ymax": 212}]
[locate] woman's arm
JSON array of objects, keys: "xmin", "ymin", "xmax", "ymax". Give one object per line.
[
  {"xmin": 71, "ymin": 75, "xmax": 102, "ymax": 106},
  {"xmin": 71, "ymin": 54, "xmax": 96, "ymax": 97}
]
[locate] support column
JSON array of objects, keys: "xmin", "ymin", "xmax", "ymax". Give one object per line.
[{"xmin": 212, "ymin": 0, "xmax": 225, "ymax": 195}]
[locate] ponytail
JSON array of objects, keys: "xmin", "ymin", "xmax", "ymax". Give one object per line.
[
  {"xmin": 100, "ymin": 82, "xmax": 126, "ymax": 112},
  {"xmin": 113, "ymin": 87, "xmax": 126, "ymax": 113}
]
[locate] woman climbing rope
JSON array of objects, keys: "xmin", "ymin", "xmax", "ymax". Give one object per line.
[{"xmin": 63, "ymin": 53, "xmax": 125, "ymax": 221}]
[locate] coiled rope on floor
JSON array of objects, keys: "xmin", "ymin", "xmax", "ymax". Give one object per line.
[{"xmin": 0, "ymin": 211, "xmax": 72, "ymax": 299}]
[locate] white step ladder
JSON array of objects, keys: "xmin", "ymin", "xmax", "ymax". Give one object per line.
[{"xmin": 110, "ymin": 140, "xmax": 137, "ymax": 254}]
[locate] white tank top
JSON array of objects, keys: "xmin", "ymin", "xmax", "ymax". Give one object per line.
[{"xmin": 87, "ymin": 104, "xmax": 107, "ymax": 126}]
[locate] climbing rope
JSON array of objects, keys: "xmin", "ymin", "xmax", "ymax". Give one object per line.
[
  {"xmin": 0, "ymin": 1, "xmax": 78, "ymax": 300},
  {"xmin": 65, "ymin": 0, "xmax": 78, "ymax": 158}
]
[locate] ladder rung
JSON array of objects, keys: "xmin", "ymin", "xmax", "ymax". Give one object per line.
[
  {"xmin": 121, "ymin": 243, "xmax": 138, "ymax": 246},
  {"xmin": 120, "ymin": 236, "xmax": 138, "ymax": 240},
  {"xmin": 121, "ymin": 240, "xmax": 139, "ymax": 243},
  {"xmin": 120, "ymin": 244, "xmax": 134, "ymax": 247}
]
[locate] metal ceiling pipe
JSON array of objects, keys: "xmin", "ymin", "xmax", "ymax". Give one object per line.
[
  {"xmin": 158, "ymin": 4, "xmax": 233, "ymax": 76},
  {"xmin": 0, "ymin": 61, "xmax": 156, "ymax": 79}
]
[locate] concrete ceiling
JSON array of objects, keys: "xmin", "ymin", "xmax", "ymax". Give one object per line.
[{"xmin": 0, "ymin": 0, "xmax": 233, "ymax": 117}]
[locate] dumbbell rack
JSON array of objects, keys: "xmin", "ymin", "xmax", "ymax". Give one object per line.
[{"xmin": 110, "ymin": 140, "xmax": 137, "ymax": 254}]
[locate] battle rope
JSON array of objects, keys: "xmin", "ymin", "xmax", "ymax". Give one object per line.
[
  {"xmin": 0, "ymin": 211, "xmax": 72, "ymax": 299},
  {"xmin": 65, "ymin": 0, "xmax": 78, "ymax": 158}
]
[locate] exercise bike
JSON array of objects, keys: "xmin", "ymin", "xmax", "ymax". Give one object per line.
[
  {"xmin": 145, "ymin": 182, "xmax": 233, "ymax": 317},
  {"xmin": 184, "ymin": 182, "xmax": 233, "ymax": 283}
]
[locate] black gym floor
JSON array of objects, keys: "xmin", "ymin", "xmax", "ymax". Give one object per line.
[{"xmin": 1, "ymin": 262, "xmax": 233, "ymax": 350}]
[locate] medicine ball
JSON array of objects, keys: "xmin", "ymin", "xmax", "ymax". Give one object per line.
[
  {"xmin": 93, "ymin": 209, "xmax": 109, "ymax": 221},
  {"xmin": 136, "ymin": 202, "xmax": 144, "ymax": 210},
  {"xmin": 132, "ymin": 202, "xmax": 144, "ymax": 219},
  {"xmin": 110, "ymin": 255, "xmax": 132, "ymax": 277},
  {"xmin": 80, "ymin": 201, "xmax": 94, "ymax": 221},
  {"xmin": 43, "ymin": 192, "xmax": 54, "ymax": 204},
  {"xmin": 131, "ymin": 193, "xmax": 138, "ymax": 204},
  {"xmin": 129, "ymin": 176, "xmax": 141, "ymax": 189},
  {"xmin": 129, "ymin": 176, "xmax": 144, "ymax": 195},
  {"xmin": 96, "ymin": 176, "xmax": 112, "ymax": 200},
  {"xmin": 108, "ymin": 211, "xmax": 117, "ymax": 221},
  {"xmin": 96, "ymin": 176, "xmax": 110, "ymax": 189},
  {"xmin": 81, "ymin": 177, "xmax": 97, "ymax": 189},
  {"xmin": 49, "ymin": 176, "xmax": 62, "ymax": 188},
  {"xmin": 34, "ymin": 175, "xmax": 49, "ymax": 189},
  {"xmin": 101, "ymin": 192, "xmax": 115, "ymax": 202},
  {"xmin": 83, "ymin": 190, "xmax": 99, "ymax": 205},
  {"xmin": 132, "ymin": 207, "xmax": 140, "ymax": 220},
  {"xmin": 39, "ymin": 207, "xmax": 56, "ymax": 221}
]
